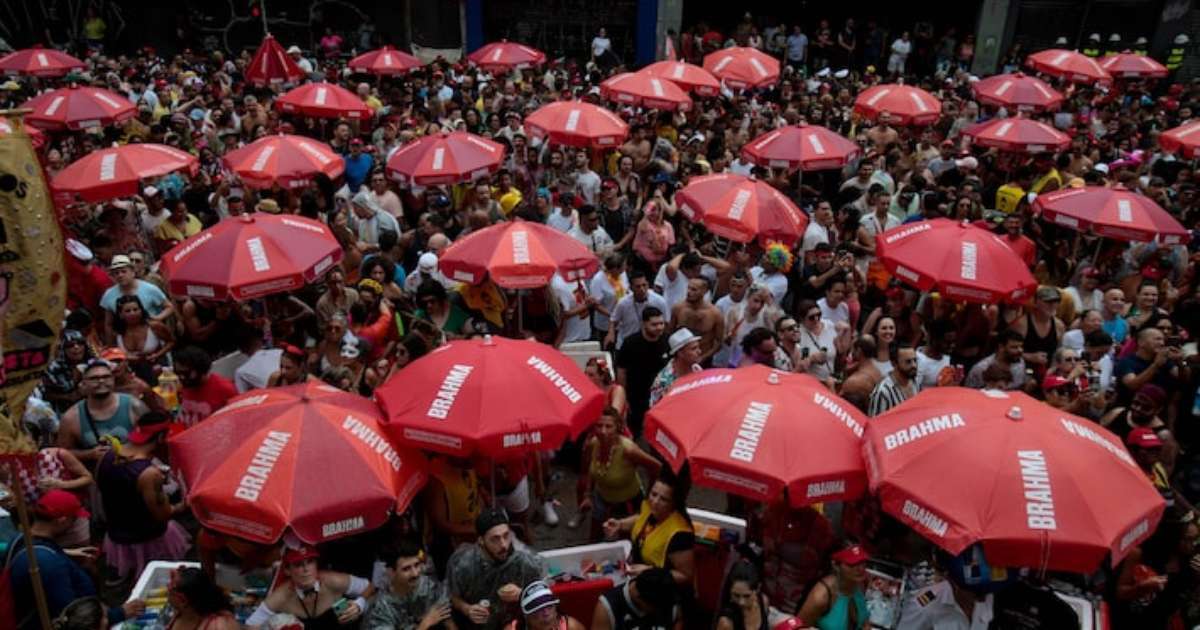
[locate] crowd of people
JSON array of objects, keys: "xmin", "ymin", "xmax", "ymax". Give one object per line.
[{"xmin": 2, "ymin": 8, "xmax": 1200, "ymax": 630}]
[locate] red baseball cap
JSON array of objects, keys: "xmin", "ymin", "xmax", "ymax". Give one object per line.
[
  {"xmin": 831, "ymin": 545, "xmax": 869, "ymax": 565},
  {"xmin": 35, "ymin": 490, "xmax": 90, "ymax": 520},
  {"xmin": 1126, "ymin": 427, "xmax": 1164, "ymax": 449},
  {"xmin": 283, "ymin": 545, "xmax": 320, "ymax": 565},
  {"xmin": 1041, "ymin": 373, "xmax": 1072, "ymax": 391},
  {"xmin": 128, "ymin": 420, "xmax": 181, "ymax": 445}
]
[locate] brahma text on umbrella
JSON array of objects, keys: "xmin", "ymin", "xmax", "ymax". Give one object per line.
[
  {"xmin": 729, "ymin": 401, "xmax": 772, "ymax": 462},
  {"xmin": 342, "ymin": 415, "xmax": 402, "ymax": 471},
  {"xmin": 903, "ymin": 499, "xmax": 948, "ymax": 537},
  {"xmin": 235, "ymin": 431, "xmax": 292, "ymax": 501},
  {"xmin": 427, "ymin": 364, "xmax": 474, "ymax": 419},
  {"xmin": 883, "ymin": 413, "xmax": 965, "ymax": 450},
  {"xmin": 526, "ymin": 356, "xmax": 583, "ymax": 403},
  {"xmin": 1018, "ymin": 450, "xmax": 1056, "ymax": 530},
  {"xmin": 813, "ymin": 391, "xmax": 865, "ymax": 437}
]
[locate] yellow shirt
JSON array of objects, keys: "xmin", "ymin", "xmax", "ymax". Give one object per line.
[
  {"xmin": 364, "ymin": 95, "xmax": 384, "ymax": 112},
  {"xmin": 1031, "ymin": 168, "xmax": 1062, "ymax": 194},
  {"xmin": 83, "ymin": 17, "xmax": 107, "ymax": 41},
  {"xmin": 994, "ymin": 183, "xmax": 1025, "ymax": 214},
  {"xmin": 630, "ymin": 501, "xmax": 693, "ymax": 569},
  {"xmin": 153, "ymin": 214, "xmax": 203, "ymax": 244}
]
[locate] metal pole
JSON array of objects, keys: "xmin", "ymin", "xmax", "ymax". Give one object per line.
[{"xmin": 259, "ymin": 0, "xmax": 270, "ymax": 37}]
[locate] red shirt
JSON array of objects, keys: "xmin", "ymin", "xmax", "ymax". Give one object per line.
[
  {"xmin": 1003, "ymin": 233, "xmax": 1037, "ymax": 268},
  {"xmin": 179, "ymin": 373, "xmax": 238, "ymax": 427},
  {"xmin": 65, "ymin": 257, "xmax": 114, "ymax": 317}
]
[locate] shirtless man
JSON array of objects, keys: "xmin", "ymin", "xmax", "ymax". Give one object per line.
[
  {"xmin": 620, "ymin": 125, "xmax": 653, "ymax": 172},
  {"xmin": 672, "ymin": 277, "xmax": 725, "ymax": 366},
  {"xmin": 247, "ymin": 546, "xmax": 374, "ymax": 629},
  {"xmin": 866, "ymin": 112, "xmax": 899, "ymax": 152}
]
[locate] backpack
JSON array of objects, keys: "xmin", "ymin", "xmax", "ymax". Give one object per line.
[{"xmin": 0, "ymin": 535, "xmax": 58, "ymax": 630}]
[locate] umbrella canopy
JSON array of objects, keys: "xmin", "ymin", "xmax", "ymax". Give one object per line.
[
  {"xmin": 740, "ymin": 124, "xmax": 860, "ymax": 171},
  {"xmin": 1026, "ymin": 49, "xmax": 1112, "ymax": 84},
  {"xmin": 467, "ymin": 41, "xmax": 546, "ymax": 72},
  {"xmin": 51, "ymin": 144, "xmax": 198, "ymax": 202},
  {"xmin": 386, "ymin": 131, "xmax": 506, "ymax": 185},
  {"xmin": 171, "ymin": 382, "xmax": 427, "ymax": 544},
  {"xmin": 22, "ymin": 86, "xmax": 136, "ymax": 131},
  {"xmin": 641, "ymin": 60, "xmax": 720, "ymax": 97},
  {"xmin": 437, "ymin": 219, "xmax": 599, "ymax": 288},
  {"xmin": 376, "ymin": 335, "xmax": 604, "ymax": 458},
  {"xmin": 971, "ymin": 73, "xmax": 1064, "ymax": 112},
  {"xmin": 348, "ymin": 45, "xmax": 423, "ymax": 75},
  {"xmin": 524, "ymin": 101, "xmax": 629, "ymax": 148},
  {"xmin": 1099, "ymin": 53, "xmax": 1168, "ymax": 79},
  {"xmin": 963, "ymin": 118, "xmax": 1070, "ymax": 154},
  {"xmin": 1159, "ymin": 120, "xmax": 1200, "ymax": 159},
  {"xmin": 222, "ymin": 133, "xmax": 345, "ymax": 190},
  {"xmin": 864, "ymin": 387, "xmax": 1165, "ymax": 572},
  {"xmin": 1033, "ymin": 185, "xmax": 1188, "ymax": 245},
  {"xmin": 853, "ymin": 84, "xmax": 942, "ymax": 126},
  {"xmin": 646, "ymin": 366, "xmax": 867, "ymax": 507},
  {"xmin": 600, "ymin": 72, "xmax": 693, "ymax": 111},
  {"xmin": 160, "ymin": 213, "xmax": 343, "ymax": 301},
  {"xmin": 677, "ymin": 173, "xmax": 809, "ymax": 245},
  {"xmin": 703, "ymin": 47, "xmax": 780, "ymax": 89},
  {"xmin": 0, "ymin": 46, "xmax": 84, "ymax": 77},
  {"xmin": 0, "ymin": 116, "xmax": 45, "ymax": 149},
  {"xmin": 245, "ymin": 34, "xmax": 306, "ymax": 86},
  {"xmin": 875, "ymin": 219, "xmax": 1038, "ymax": 304},
  {"xmin": 276, "ymin": 82, "xmax": 372, "ymax": 119}
]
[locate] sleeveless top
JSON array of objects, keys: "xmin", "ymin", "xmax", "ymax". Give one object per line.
[
  {"xmin": 630, "ymin": 501, "xmax": 693, "ymax": 569},
  {"xmin": 118, "ymin": 326, "xmax": 162, "ymax": 354},
  {"xmin": 1022, "ymin": 312, "xmax": 1058, "ymax": 359},
  {"xmin": 426, "ymin": 458, "xmax": 482, "ymax": 541},
  {"xmin": 589, "ymin": 436, "xmax": 642, "ymax": 503},
  {"xmin": 814, "ymin": 580, "xmax": 868, "ymax": 630},
  {"xmin": 76, "ymin": 395, "xmax": 135, "ymax": 448},
  {"xmin": 97, "ymin": 452, "xmax": 167, "ymax": 544},
  {"xmin": 1031, "ymin": 168, "xmax": 1061, "ymax": 194}
]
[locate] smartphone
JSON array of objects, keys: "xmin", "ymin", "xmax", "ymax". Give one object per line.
[{"xmin": 802, "ymin": 347, "xmax": 811, "ymax": 359}]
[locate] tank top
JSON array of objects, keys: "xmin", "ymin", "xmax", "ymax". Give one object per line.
[
  {"xmin": 814, "ymin": 580, "xmax": 868, "ymax": 630},
  {"xmin": 1022, "ymin": 311, "xmax": 1058, "ymax": 359},
  {"xmin": 118, "ymin": 327, "xmax": 162, "ymax": 354},
  {"xmin": 1031, "ymin": 169, "xmax": 1061, "ymax": 194},
  {"xmin": 76, "ymin": 395, "xmax": 135, "ymax": 449},
  {"xmin": 589, "ymin": 436, "xmax": 642, "ymax": 503},
  {"xmin": 427, "ymin": 459, "xmax": 481, "ymax": 539},
  {"xmin": 97, "ymin": 452, "xmax": 168, "ymax": 544}
]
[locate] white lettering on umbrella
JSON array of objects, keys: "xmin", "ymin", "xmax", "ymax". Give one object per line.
[
  {"xmin": 807, "ymin": 480, "xmax": 846, "ymax": 498},
  {"xmin": 281, "ymin": 217, "xmax": 327, "ymax": 234},
  {"xmin": 894, "ymin": 265, "xmax": 921, "ymax": 284},
  {"xmin": 1119, "ymin": 519, "xmax": 1149, "ymax": 552},
  {"xmin": 909, "ymin": 92, "xmax": 930, "ymax": 112},
  {"xmin": 564, "ymin": 109, "xmax": 581, "ymax": 132},
  {"xmin": 960, "ymin": 242, "xmax": 977, "ymax": 280},
  {"xmin": 251, "ymin": 145, "xmax": 275, "ymax": 171},
  {"xmin": 322, "ymin": 517, "xmax": 364, "ymax": 537},
  {"xmin": 654, "ymin": 429, "xmax": 678, "ymax": 458},
  {"xmin": 36, "ymin": 53, "xmax": 48, "ymax": 68},
  {"xmin": 261, "ymin": 51, "xmax": 269, "ymax": 73},
  {"xmin": 186, "ymin": 285, "xmax": 215, "ymax": 298},
  {"xmin": 1058, "ymin": 418, "xmax": 1136, "ymax": 465},
  {"xmin": 883, "ymin": 413, "xmax": 966, "ymax": 450},
  {"xmin": 729, "ymin": 401, "xmax": 772, "ymax": 462},
  {"xmin": 431, "ymin": 147, "xmax": 446, "ymax": 171},
  {"xmin": 865, "ymin": 88, "xmax": 892, "ymax": 106},
  {"xmin": 43, "ymin": 96, "xmax": 65, "ymax": 116},
  {"xmin": 503, "ymin": 431, "xmax": 543, "ymax": 448},
  {"xmin": 945, "ymin": 285, "xmax": 993, "ymax": 301},
  {"xmin": 403, "ymin": 427, "xmax": 462, "ymax": 450},
  {"xmin": 342, "ymin": 415, "xmax": 402, "ymax": 471},
  {"xmin": 1051, "ymin": 52, "xmax": 1071, "ymax": 67},
  {"xmin": 903, "ymin": 499, "xmax": 949, "ymax": 537},
  {"xmin": 313, "ymin": 254, "xmax": 334, "ymax": 277},
  {"xmin": 752, "ymin": 131, "xmax": 780, "ymax": 151},
  {"xmin": 702, "ymin": 468, "xmax": 768, "ymax": 495},
  {"xmin": 490, "ymin": 48, "xmax": 503, "ymax": 62},
  {"xmin": 526, "ymin": 356, "xmax": 584, "ymax": 403},
  {"xmin": 994, "ymin": 121, "xmax": 1014, "ymax": 137},
  {"xmin": 314, "ymin": 87, "xmax": 328, "ymax": 105},
  {"xmin": 171, "ymin": 231, "xmax": 213, "ymax": 263},
  {"xmin": 727, "ymin": 189, "xmax": 752, "ymax": 220},
  {"xmin": 1033, "ymin": 83, "xmax": 1055, "ymax": 99},
  {"xmin": 749, "ymin": 58, "xmax": 767, "ymax": 78},
  {"xmin": 713, "ymin": 56, "xmax": 733, "ymax": 72},
  {"xmin": 427, "ymin": 364, "xmax": 473, "ymax": 419},
  {"xmin": 511, "ymin": 229, "xmax": 531, "ymax": 263},
  {"xmin": 234, "ymin": 431, "xmax": 292, "ymax": 502},
  {"xmin": 671, "ymin": 64, "xmax": 685, "ymax": 79},
  {"xmin": 883, "ymin": 222, "xmax": 931, "ymax": 244},
  {"xmin": 807, "ymin": 134, "xmax": 827, "ymax": 155},
  {"xmin": 666, "ymin": 373, "xmax": 732, "ymax": 397},
  {"xmin": 994, "ymin": 80, "xmax": 1013, "ymax": 96},
  {"xmin": 98, "ymin": 153, "xmax": 118, "ymax": 182},
  {"xmin": 1019, "ymin": 450, "xmax": 1057, "ymax": 530},
  {"xmin": 296, "ymin": 140, "xmax": 332, "ymax": 165},
  {"xmin": 382, "ymin": 53, "xmax": 393, "ymax": 67},
  {"xmin": 650, "ymin": 78, "xmax": 665, "ymax": 97},
  {"xmin": 1117, "ymin": 199, "xmax": 1133, "ymax": 223},
  {"xmin": 247, "ymin": 237, "xmax": 271, "ymax": 272},
  {"xmin": 813, "ymin": 392, "xmax": 864, "ymax": 436},
  {"xmin": 211, "ymin": 394, "xmax": 269, "ymax": 417},
  {"xmin": 93, "ymin": 92, "xmax": 123, "ymax": 110},
  {"xmin": 464, "ymin": 135, "xmax": 500, "ymax": 152},
  {"xmin": 1026, "ymin": 144, "xmax": 1046, "ymax": 153}
]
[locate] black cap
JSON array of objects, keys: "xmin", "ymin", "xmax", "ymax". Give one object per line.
[
  {"xmin": 475, "ymin": 508, "xmax": 509, "ymax": 537},
  {"xmin": 1084, "ymin": 330, "xmax": 1113, "ymax": 347}
]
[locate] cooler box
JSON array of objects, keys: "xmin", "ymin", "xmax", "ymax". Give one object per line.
[{"xmin": 541, "ymin": 541, "xmax": 630, "ymax": 627}]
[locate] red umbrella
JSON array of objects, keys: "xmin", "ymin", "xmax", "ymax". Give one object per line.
[
  {"xmin": 22, "ymin": 86, "xmax": 135, "ymax": 131},
  {"xmin": 524, "ymin": 101, "xmax": 628, "ymax": 148},
  {"xmin": 222, "ymin": 133, "xmax": 345, "ymax": 190},
  {"xmin": 244, "ymin": 34, "xmax": 306, "ymax": 86},
  {"xmin": 646, "ymin": 366, "xmax": 867, "ymax": 507},
  {"xmin": 1160, "ymin": 120, "xmax": 1200, "ymax": 159},
  {"xmin": 971, "ymin": 73, "xmax": 1064, "ymax": 113},
  {"xmin": 963, "ymin": 118, "xmax": 1070, "ymax": 154},
  {"xmin": 0, "ymin": 46, "xmax": 84, "ymax": 77},
  {"xmin": 276, "ymin": 82, "xmax": 372, "ymax": 120},
  {"xmin": 467, "ymin": 41, "xmax": 546, "ymax": 72},
  {"xmin": 641, "ymin": 60, "xmax": 720, "ymax": 97},
  {"xmin": 160, "ymin": 213, "xmax": 343, "ymax": 301},
  {"xmin": 386, "ymin": 131, "xmax": 506, "ymax": 185},
  {"xmin": 1033, "ymin": 185, "xmax": 1188, "ymax": 245},
  {"xmin": 875, "ymin": 219, "xmax": 1038, "ymax": 304},
  {"xmin": 170, "ymin": 382, "xmax": 427, "ymax": 544},
  {"xmin": 600, "ymin": 72, "xmax": 693, "ymax": 111},
  {"xmin": 853, "ymin": 84, "xmax": 942, "ymax": 126},
  {"xmin": 741, "ymin": 124, "xmax": 860, "ymax": 171},
  {"xmin": 1099, "ymin": 53, "xmax": 1169, "ymax": 79},
  {"xmin": 377, "ymin": 335, "xmax": 604, "ymax": 458},
  {"xmin": 0, "ymin": 116, "xmax": 45, "ymax": 149},
  {"xmin": 677, "ymin": 173, "xmax": 809, "ymax": 245},
  {"xmin": 1026, "ymin": 49, "xmax": 1112, "ymax": 84},
  {"xmin": 51, "ymin": 144, "xmax": 198, "ymax": 202},
  {"xmin": 703, "ymin": 47, "xmax": 780, "ymax": 89},
  {"xmin": 348, "ymin": 45, "xmax": 423, "ymax": 76},
  {"xmin": 864, "ymin": 387, "xmax": 1165, "ymax": 572},
  {"xmin": 437, "ymin": 219, "xmax": 599, "ymax": 288}
]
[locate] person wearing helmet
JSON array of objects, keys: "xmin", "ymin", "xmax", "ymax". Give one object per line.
[
  {"xmin": 1133, "ymin": 36, "xmax": 1149, "ymax": 56},
  {"xmin": 1105, "ymin": 33, "xmax": 1122, "ymax": 56},
  {"xmin": 1082, "ymin": 33, "xmax": 1102, "ymax": 57},
  {"xmin": 1167, "ymin": 34, "xmax": 1189, "ymax": 71}
]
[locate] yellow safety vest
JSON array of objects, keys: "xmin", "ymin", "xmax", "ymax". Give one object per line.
[
  {"xmin": 630, "ymin": 501, "xmax": 693, "ymax": 569},
  {"xmin": 1082, "ymin": 47, "xmax": 1101, "ymax": 58},
  {"xmin": 1166, "ymin": 47, "xmax": 1186, "ymax": 70}
]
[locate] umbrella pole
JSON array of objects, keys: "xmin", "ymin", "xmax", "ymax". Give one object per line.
[
  {"xmin": 1092, "ymin": 235, "xmax": 1104, "ymax": 264},
  {"xmin": 490, "ymin": 458, "xmax": 497, "ymax": 508},
  {"xmin": 259, "ymin": 1, "xmax": 270, "ymax": 36},
  {"xmin": 4, "ymin": 463, "xmax": 54, "ymax": 630}
]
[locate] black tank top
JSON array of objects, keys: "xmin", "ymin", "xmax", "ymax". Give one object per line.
[
  {"xmin": 1023, "ymin": 312, "xmax": 1058, "ymax": 358},
  {"xmin": 97, "ymin": 453, "xmax": 168, "ymax": 544}
]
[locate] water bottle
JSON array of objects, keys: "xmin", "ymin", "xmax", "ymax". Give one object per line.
[{"xmin": 155, "ymin": 367, "xmax": 180, "ymax": 413}]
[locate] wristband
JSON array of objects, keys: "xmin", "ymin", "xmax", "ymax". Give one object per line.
[{"xmin": 352, "ymin": 596, "xmax": 369, "ymax": 615}]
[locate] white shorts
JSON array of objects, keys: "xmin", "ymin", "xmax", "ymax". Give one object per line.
[{"xmin": 498, "ymin": 476, "xmax": 531, "ymax": 515}]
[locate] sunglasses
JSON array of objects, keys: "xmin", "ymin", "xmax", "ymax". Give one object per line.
[{"xmin": 806, "ymin": 313, "xmax": 821, "ymax": 321}]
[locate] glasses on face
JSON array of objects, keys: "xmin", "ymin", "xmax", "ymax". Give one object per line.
[
  {"xmin": 84, "ymin": 373, "xmax": 114, "ymax": 382},
  {"xmin": 806, "ymin": 312, "xmax": 821, "ymax": 321}
]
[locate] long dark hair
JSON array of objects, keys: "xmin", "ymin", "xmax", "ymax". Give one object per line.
[
  {"xmin": 718, "ymin": 561, "xmax": 764, "ymax": 623},
  {"xmin": 173, "ymin": 567, "xmax": 233, "ymax": 616},
  {"xmin": 54, "ymin": 596, "xmax": 105, "ymax": 630},
  {"xmin": 111, "ymin": 295, "xmax": 149, "ymax": 335}
]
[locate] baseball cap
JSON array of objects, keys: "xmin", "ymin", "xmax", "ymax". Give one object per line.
[
  {"xmin": 35, "ymin": 490, "xmax": 90, "ymax": 520},
  {"xmin": 831, "ymin": 545, "xmax": 869, "ymax": 565},
  {"xmin": 1035, "ymin": 286, "xmax": 1061, "ymax": 302},
  {"xmin": 349, "ymin": 137, "xmax": 364, "ymax": 146},
  {"xmin": 519, "ymin": 580, "xmax": 559, "ymax": 615},
  {"xmin": 286, "ymin": 45, "xmax": 303, "ymax": 55},
  {"xmin": 100, "ymin": 347, "xmax": 127, "ymax": 362},
  {"xmin": 109, "ymin": 254, "xmax": 133, "ymax": 270},
  {"xmin": 282, "ymin": 545, "xmax": 320, "ymax": 565},
  {"xmin": 143, "ymin": 185, "xmax": 160, "ymax": 198},
  {"xmin": 65, "ymin": 238, "xmax": 94, "ymax": 262},
  {"xmin": 1126, "ymin": 427, "xmax": 1164, "ymax": 449},
  {"xmin": 668, "ymin": 328, "xmax": 701, "ymax": 356},
  {"xmin": 1041, "ymin": 373, "xmax": 1071, "ymax": 391},
  {"xmin": 418, "ymin": 252, "xmax": 439, "ymax": 272}
]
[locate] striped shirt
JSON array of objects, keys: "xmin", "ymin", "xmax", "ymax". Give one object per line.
[{"xmin": 868, "ymin": 374, "xmax": 920, "ymax": 416}]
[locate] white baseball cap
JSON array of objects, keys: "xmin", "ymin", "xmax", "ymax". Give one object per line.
[{"xmin": 418, "ymin": 252, "xmax": 439, "ymax": 272}]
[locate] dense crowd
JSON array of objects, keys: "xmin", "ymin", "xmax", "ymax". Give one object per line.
[{"xmin": 3, "ymin": 8, "xmax": 1200, "ymax": 630}]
